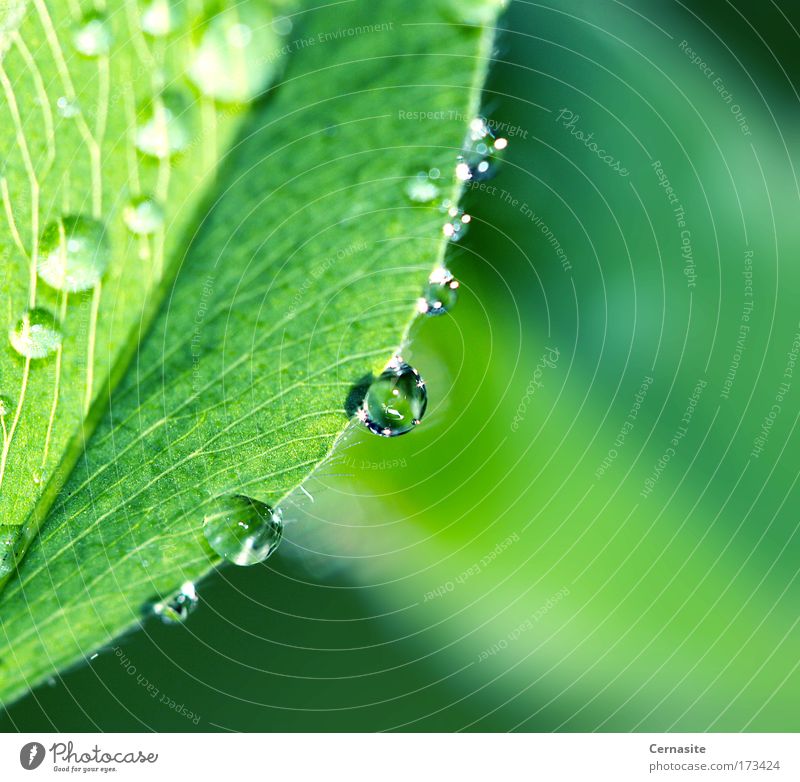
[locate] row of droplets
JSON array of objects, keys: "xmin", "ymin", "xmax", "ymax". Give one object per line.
[
  {"xmin": 6, "ymin": 3, "xmax": 302, "ymax": 364},
  {"xmin": 153, "ymin": 116, "xmax": 509, "ymax": 624}
]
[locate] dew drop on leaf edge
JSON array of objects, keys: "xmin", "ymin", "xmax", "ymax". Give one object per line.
[
  {"xmin": 442, "ymin": 203, "xmax": 471, "ymax": 241},
  {"xmin": 456, "ymin": 117, "xmax": 508, "ymax": 183},
  {"xmin": 38, "ymin": 215, "xmax": 110, "ymax": 292},
  {"xmin": 418, "ymin": 267, "xmax": 459, "ymax": 316},
  {"xmin": 152, "ymin": 581, "xmax": 198, "ymax": 624},
  {"xmin": 8, "ymin": 308, "xmax": 62, "ymax": 360},
  {"xmin": 358, "ymin": 357, "xmax": 428, "ymax": 437},
  {"xmin": 203, "ymin": 495, "xmax": 283, "ymax": 566}
]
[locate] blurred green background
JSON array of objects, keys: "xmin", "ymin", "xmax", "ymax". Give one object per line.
[{"xmin": 3, "ymin": 0, "xmax": 800, "ymax": 731}]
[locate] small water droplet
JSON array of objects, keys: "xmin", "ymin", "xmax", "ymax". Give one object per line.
[
  {"xmin": 358, "ymin": 357, "xmax": 428, "ymax": 437},
  {"xmin": 152, "ymin": 581, "xmax": 198, "ymax": 624},
  {"xmin": 405, "ymin": 169, "xmax": 441, "ymax": 204},
  {"xmin": 135, "ymin": 92, "xmax": 190, "ymax": 159},
  {"xmin": 203, "ymin": 495, "xmax": 283, "ymax": 566},
  {"xmin": 440, "ymin": 0, "xmax": 509, "ymax": 26},
  {"xmin": 456, "ymin": 117, "xmax": 508, "ymax": 182},
  {"xmin": 9, "ymin": 308, "xmax": 62, "ymax": 360},
  {"xmin": 187, "ymin": 5, "xmax": 286, "ymax": 104},
  {"xmin": 418, "ymin": 267, "xmax": 459, "ymax": 316},
  {"xmin": 123, "ymin": 195, "xmax": 164, "ymax": 235},
  {"xmin": 0, "ymin": 395, "xmax": 12, "ymax": 417},
  {"xmin": 272, "ymin": 15, "xmax": 293, "ymax": 35},
  {"xmin": 32, "ymin": 470, "xmax": 45, "ymax": 485},
  {"xmin": 140, "ymin": 0, "xmax": 183, "ymax": 37},
  {"xmin": 56, "ymin": 95, "xmax": 80, "ymax": 118},
  {"xmin": 38, "ymin": 215, "xmax": 110, "ymax": 292},
  {"xmin": 442, "ymin": 203, "xmax": 471, "ymax": 241},
  {"xmin": 71, "ymin": 11, "xmax": 112, "ymax": 57}
]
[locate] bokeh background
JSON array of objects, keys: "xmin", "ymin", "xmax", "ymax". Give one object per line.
[{"xmin": 3, "ymin": 0, "xmax": 800, "ymax": 731}]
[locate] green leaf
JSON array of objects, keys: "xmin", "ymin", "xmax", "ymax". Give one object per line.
[
  {"xmin": 0, "ymin": 0, "xmax": 254, "ymax": 571},
  {"xmin": 0, "ymin": 0, "xmax": 499, "ymax": 704}
]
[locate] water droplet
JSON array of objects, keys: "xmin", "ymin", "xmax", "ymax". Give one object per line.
[
  {"xmin": 56, "ymin": 96, "xmax": 80, "ymax": 118},
  {"xmin": 187, "ymin": 5, "xmax": 286, "ymax": 104},
  {"xmin": 135, "ymin": 92, "xmax": 190, "ymax": 159},
  {"xmin": 0, "ymin": 526, "xmax": 19, "ymax": 579},
  {"xmin": 71, "ymin": 11, "xmax": 112, "ymax": 57},
  {"xmin": 0, "ymin": 395, "xmax": 12, "ymax": 417},
  {"xmin": 442, "ymin": 203, "xmax": 471, "ymax": 241},
  {"xmin": 358, "ymin": 357, "xmax": 428, "ymax": 437},
  {"xmin": 203, "ymin": 495, "xmax": 283, "ymax": 566},
  {"xmin": 418, "ymin": 267, "xmax": 459, "ymax": 316},
  {"xmin": 123, "ymin": 195, "xmax": 164, "ymax": 235},
  {"xmin": 272, "ymin": 15, "xmax": 293, "ymax": 36},
  {"xmin": 405, "ymin": 169, "xmax": 442, "ymax": 204},
  {"xmin": 152, "ymin": 581, "xmax": 198, "ymax": 624},
  {"xmin": 440, "ymin": 0, "xmax": 509, "ymax": 26},
  {"xmin": 140, "ymin": 0, "xmax": 183, "ymax": 37},
  {"xmin": 456, "ymin": 117, "xmax": 508, "ymax": 182},
  {"xmin": 38, "ymin": 215, "xmax": 110, "ymax": 292},
  {"xmin": 9, "ymin": 308, "xmax": 62, "ymax": 360}
]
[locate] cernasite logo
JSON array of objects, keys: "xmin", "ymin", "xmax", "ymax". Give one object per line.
[{"xmin": 19, "ymin": 742, "xmax": 45, "ymax": 770}]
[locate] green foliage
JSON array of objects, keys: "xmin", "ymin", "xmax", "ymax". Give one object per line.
[{"xmin": 0, "ymin": 0, "xmax": 497, "ymax": 705}]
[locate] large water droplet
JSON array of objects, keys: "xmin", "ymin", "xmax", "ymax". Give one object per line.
[
  {"xmin": 71, "ymin": 11, "xmax": 112, "ymax": 57},
  {"xmin": 140, "ymin": 0, "xmax": 183, "ymax": 37},
  {"xmin": 123, "ymin": 195, "xmax": 164, "ymax": 235},
  {"xmin": 9, "ymin": 308, "xmax": 62, "ymax": 359},
  {"xmin": 203, "ymin": 495, "xmax": 283, "ymax": 566},
  {"xmin": 441, "ymin": 0, "xmax": 509, "ymax": 26},
  {"xmin": 38, "ymin": 215, "xmax": 110, "ymax": 292},
  {"xmin": 442, "ymin": 203, "xmax": 471, "ymax": 241},
  {"xmin": 135, "ymin": 93, "xmax": 190, "ymax": 159},
  {"xmin": 418, "ymin": 267, "xmax": 459, "ymax": 316},
  {"xmin": 405, "ymin": 169, "xmax": 442, "ymax": 204},
  {"xmin": 152, "ymin": 581, "xmax": 198, "ymax": 624},
  {"xmin": 187, "ymin": 4, "xmax": 286, "ymax": 104},
  {"xmin": 456, "ymin": 117, "xmax": 508, "ymax": 182},
  {"xmin": 358, "ymin": 357, "xmax": 428, "ymax": 437}
]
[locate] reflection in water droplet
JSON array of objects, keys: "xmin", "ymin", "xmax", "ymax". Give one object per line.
[
  {"xmin": 405, "ymin": 169, "xmax": 441, "ymax": 204},
  {"xmin": 152, "ymin": 581, "xmax": 198, "ymax": 624},
  {"xmin": 9, "ymin": 308, "xmax": 62, "ymax": 359},
  {"xmin": 56, "ymin": 96, "xmax": 80, "ymax": 118},
  {"xmin": 135, "ymin": 93, "xmax": 190, "ymax": 159},
  {"xmin": 72, "ymin": 11, "xmax": 112, "ymax": 57},
  {"xmin": 418, "ymin": 267, "xmax": 459, "ymax": 316},
  {"xmin": 440, "ymin": 0, "xmax": 509, "ymax": 26},
  {"xmin": 442, "ymin": 203, "xmax": 471, "ymax": 241},
  {"xmin": 187, "ymin": 4, "xmax": 286, "ymax": 104},
  {"xmin": 203, "ymin": 495, "xmax": 283, "ymax": 566},
  {"xmin": 456, "ymin": 117, "xmax": 507, "ymax": 182},
  {"xmin": 140, "ymin": 0, "xmax": 183, "ymax": 37},
  {"xmin": 358, "ymin": 357, "xmax": 428, "ymax": 437},
  {"xmin": 38, "ymin": 215, "xmax": 110, "ymax": 292},
  {"xmin": 123, "ymin": 195, "xmax": 164, "ymax": 235}
]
